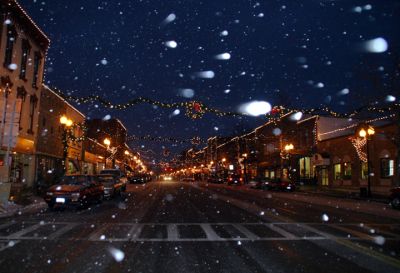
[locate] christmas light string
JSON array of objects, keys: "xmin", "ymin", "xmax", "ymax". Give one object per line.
[{"xmin": 127, "ymin": 135, "xmax": 204, "ymax": 145}]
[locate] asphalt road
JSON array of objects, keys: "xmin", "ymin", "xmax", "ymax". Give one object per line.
[{"xmin": 0, "ymin": 180, "xmax": 399, "ymax": 273}]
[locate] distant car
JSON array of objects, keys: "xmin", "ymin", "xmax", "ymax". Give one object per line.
[
  {"xmin": 264, "ymin": 178, "xmax": 296, "ymax": 191},
  {"xmin": 207, "ymin": 175, "xmax": 224, "ymax": 184},
  {"xmin": 97, "ymin": 174, "xmax": 126, "ymax": 198},
  {"xmin": 248, "ymin": 178, "xmax": 266, "ymax": 189},
  {"xmin": 227, "ymin": 174, "xmax": 243, "ymax": 185},
  {"xmin": 163, "ymin": 175, "xmax": 173, "ymax": 181},
  {"xmin": 100, "ymin": 169, "xmax": 127, "ymax": 188},
  {"xmin": 44, "ymin": 175, "xmax": 104, "ymax": 209},
  {"xmin": 389, "ymin": 187, "xmax": 400, "ymax": 209}
]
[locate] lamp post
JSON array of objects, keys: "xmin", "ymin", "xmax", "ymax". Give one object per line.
[
  {"xmin": 284, "ymin": 144, "xmax": 294, "ymax": 179},
  {"xmin": 358, "ymin": 126, "xmax": 375, "ymax": 197},
  {"xmin": 59, "ymin": 115, "xmax": 73, "ymax": 174},
  {"xmin": 103, "ymin": 138, "xmax": 111, "ymax": 168},
  {"xmin": 242, "ymin": 153, "xmax": 248, "ymax": 183}
]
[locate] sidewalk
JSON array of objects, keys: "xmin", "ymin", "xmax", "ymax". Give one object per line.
[
  {"xmin": 0, "ymin": 195, "xmax": 47, "ymax": 218},
  {"xmin": 198, "ymin": 182, "xmax": 400, "ymax": 220},
  {"xmin": 297, "ymin": 185, "xmax": 390, "ymax": 204}
]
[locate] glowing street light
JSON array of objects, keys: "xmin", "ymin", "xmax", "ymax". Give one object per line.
[
  {"xmin": 103, "ymin": 138, "xmax": 111, "ymax": 147},
  {"xmin": 358, "ymin": 125, "xmax": 375, "ymax": 197}
]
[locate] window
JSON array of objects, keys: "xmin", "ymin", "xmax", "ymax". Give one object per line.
[
  {"xmin": 4, "ymin": 25, "xmax": 16, "ymax": 67},
  {"xmin": 32, "ymin": 51, "xmax": 41, "ymax": 88},
  {"xmin": 42, "ymin": 117, "xmax": 46, "ymax": 127},
  {"xmin": 264, "ymin": 170, "xmax": 269, "ymax": 178},
  {"xmin": 19, "ymin": 40, "xmax": 30, "ymax": 79},
  {"xmin": 361, "ymin": 162, "xmax": 368, "ymax": 180},
  {"xmin": 333, "ymin": 163, "xmax": 341, "ymax": 180},
  {"xmin": 28, "ymin": 95, "xmax": 38, "ymax": 134},
  {"xmin": 17, "ymin": 87, "xmax": 27, "ymax": 130},
  {"xmin": 343, "ymin": 162, "xmax": 352, "ymax": 180},
  {"xmin": 380, "ymin": 159, "xmax": 394, "ymax": 178},
  {"xmin": 299, "ymin": 157, "xmax": 313, "ymax": 179}
]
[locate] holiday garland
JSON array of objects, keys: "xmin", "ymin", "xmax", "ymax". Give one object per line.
[{"xmin": 52, "ymin": 88, "xmax": 399, "ymax": 120}]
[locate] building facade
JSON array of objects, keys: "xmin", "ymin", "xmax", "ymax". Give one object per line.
[{"xmin": 0, "ymin": 0, "xmax": 49, "ymax": 201}]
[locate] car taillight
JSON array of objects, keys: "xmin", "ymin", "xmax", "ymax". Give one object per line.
[
  {"xmin": 240, "ymin": 178, "xmax": 243, "ymax": 181},
  {"xmin": 229, "ymin": 178, "xmax": 232, "ymax": 181}
]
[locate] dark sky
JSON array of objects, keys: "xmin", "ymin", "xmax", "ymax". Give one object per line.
[{"xmin": 19, "ymin": 0, "xmax": 400, "ymax": 164}]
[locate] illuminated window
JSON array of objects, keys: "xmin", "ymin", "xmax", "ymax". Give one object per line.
[
  {"xmin": 299, "ymin": 157, "xmax": 313, "ymax": 179},
  {"xmin": 4, "ymin": 25, "xmax": 16, "ymax": 67},
  {"xmin": 343, "ymin": 162, "xmax": 352, "ymax": 180},
  {"xmin": 361, "ymin": 162, "xmax": 368, "ymax": 180},
  {"xmin": 380, "ymin": 159, "xmax": 394, "ymax": 178},
  {"xmin": 333, "ymin": 163, "xmax": 341, "ymax": 180}
]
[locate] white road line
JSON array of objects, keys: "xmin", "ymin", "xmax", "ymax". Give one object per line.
[
  {"xmin": 232, "ymin": 224, "xmax": 259, "ymax": 240},
  {"xmin": 88, "ymin": 224, "xmax": 110, "ymax": 241},
  {"xmin": 6, "ymin": 223, "xmax": 42, "ymax": 239},
  {"xmin": 167, "ymin": 224, "xmax": 179, "ymax": 241},
  {"xmin": 128, "ymin": 224, "xmax": 144, "ymax": 240},
  {"xmin": 48, "ymin": 223, "xmax": 78, "ymax": 240},
  {"xmin": 200, "ymin": 224, "xmax": 222, "ymax": 241},
  {"xmin": 266, "ymin": 224, "xmax": 297, "ymax": 239}
]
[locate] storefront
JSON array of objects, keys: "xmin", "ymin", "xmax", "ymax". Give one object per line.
[{"xmin": 311, "ymin": 153, "xmax": 330, "ymax": 186}]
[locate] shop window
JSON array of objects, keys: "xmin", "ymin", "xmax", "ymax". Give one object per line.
[
  {"xmin": 299, "ymin": 157, "xmax": 313, "ymax": 179},
  {"xmin": 380, "ymin": 159, "xmax": 394, "ymax": 178},
  {"xmin": 333, "ymin": 163, "xmax": 341, "ymax": 180},
  {"xmin": 264, "ymin": 170, "xmax": 269, "ymax": 178},
  {"xmin": 343, "ymin": 162, "xmax": 352, "ymax": 180},
  {"xmin": 270, "ymin": 170, "xmax": 275, "ymax": 179},
  {"xmin": 361, "ymin": 162, "xmax": 368, "ymax": 180}
]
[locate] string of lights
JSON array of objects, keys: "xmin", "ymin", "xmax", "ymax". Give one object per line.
[
  {"xmin": 127, "ymin": 135, "xmax": 205, "ymax": 145},
  {"xmin": 52, "ymin": 88, "xmax": 400, "ymax": 120}
]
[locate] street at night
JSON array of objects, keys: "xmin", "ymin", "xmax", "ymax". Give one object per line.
[
  {"xmin": 0, "ymin": 180, "xmax": 399, "ymax": 273},
  {"xmin": 1, "ymin": 0, "xmax": 400, "ymax": 272}
]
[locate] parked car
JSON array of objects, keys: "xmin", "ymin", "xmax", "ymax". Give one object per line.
[
  {"xmin": 44, "ymin": 175, "xmax": 104, "ymax": 209},
  {"xmin": 100, "ymin": 169, "xmax": 127, "ymax": 189},
  {"xmin": 207, "ymin": 175, "xmax": 224, "ymax": 184},
  {"xmin": 263, "ymin": 178, "xmax": 296, "ymax": 191},
  {"xmin": 97, "ymin": 174, "xmax": 126, "ymax": 198},
  {"xmin": 389, "ymin": 187, "xmax": 400, "ymax": 209},
  {"xmin": 227, "ymin": 174, "xmax": 243, "ymax": 185},
  {"xmin": 248, "ymin": 177, "xmax": 267, "ymax": 189}
]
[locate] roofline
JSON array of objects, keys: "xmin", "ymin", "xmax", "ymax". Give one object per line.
[
  {"xmin": 43, "ymin": 84, "xmax": 86, "ymax": 119},
  {"xmin": 8, "ymin": 0, "xmax": 50, "ymax": 49}
]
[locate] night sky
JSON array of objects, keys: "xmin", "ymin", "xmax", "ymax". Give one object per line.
[{"xmin": 18, "ymin": 0, "xmax": 400, "ymax": 164}]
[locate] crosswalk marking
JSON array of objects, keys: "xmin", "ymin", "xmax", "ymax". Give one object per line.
[
  {"xmin": 167, "ymin": 224, "xmax": 178, "ymax": 241},
  {"xmin": 0, "ymin": 221, "xmax": 398, "ymax": 242},
  {"xmin": 47, "ymin": 223, "xmax": 78, "ymax": 240},
  {"xmin": 6, "ymin": 223, "xmax": 42, "ymax": 239},
  {"xmin": 200, "ymin": 224, "xmax": 221, "ymax": 240}
]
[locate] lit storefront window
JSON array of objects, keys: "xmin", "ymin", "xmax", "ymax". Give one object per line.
[
  {"xmin": 343, "ymin": 162, "xmax": 352, "ymax": 180},
  {"xmin": 380, "ymin": 159, "xmax": 394, "ymax": 178},
  {"xmin": 361, "ymin": 162, "xmax": 368, "ymax": 180},
  {"xmin": 333, "ymin": 163, "xmax": 341, "ymax": 180},
  {"xmin": 299, "ymin": 157, "xmax": 313, "ymax": 179}
]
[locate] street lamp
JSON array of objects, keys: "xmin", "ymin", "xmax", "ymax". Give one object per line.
[
  {"xmin": 242, "ymin": 153, "xmax": 248, "ymax": 184},
  {"xmin": 358, "ymin": 125, "xmax": 375, "ymax": 197},
  {"xmin": 283, "ymin": 143, "xmax": 294, "ymax": 179},
  {"xmin": 59, "ymin": 115, "xmax": 73, "ymax": 174},
  {"xmin": 103, "ymin": 138, "xmax": 111, "ymax": 147}
]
